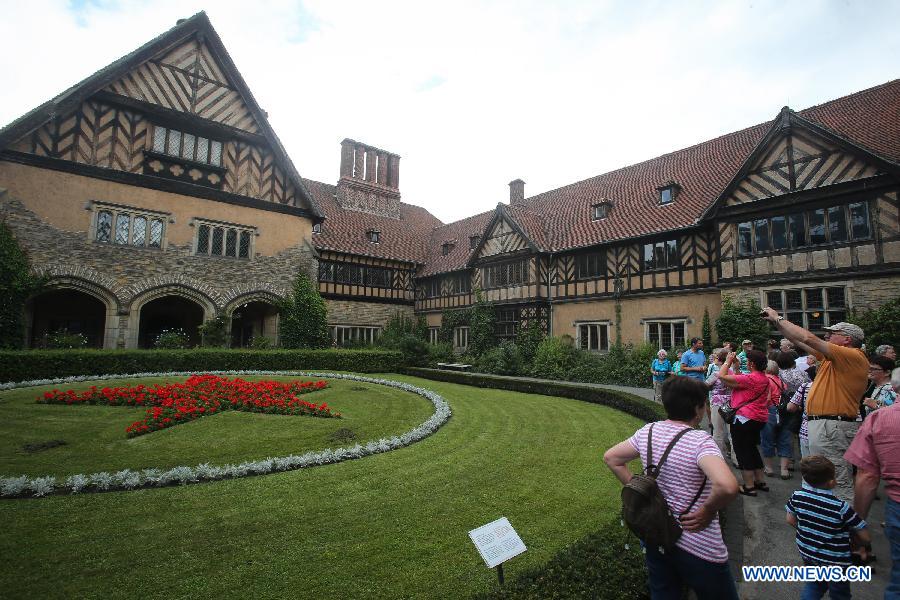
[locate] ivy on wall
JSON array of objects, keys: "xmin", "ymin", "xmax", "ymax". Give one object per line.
[{"xmin": 0, "ymin": 221, "xmax": 44, "ymax": 349}]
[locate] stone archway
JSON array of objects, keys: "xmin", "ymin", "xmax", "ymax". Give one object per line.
[
  {"xmin": 26, "ymin": 277, "xmax": 121, "ymax": 349},
  {"xmin": 225, "ymin": 292, "xmax": 282, "ymax": 348},
  {"xmin": 28, "ymin": 289, "xmax": 107, "ymax": 348},
  {"xmin": 128, "ymin": 285, "xmax": 216, "ymax": 349}
]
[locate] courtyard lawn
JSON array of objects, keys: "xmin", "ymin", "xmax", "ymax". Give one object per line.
[
  {"xmin": 0, "ymin": 374, "xmax": 644, "ymax": 599},
  {"xmin": 0, "ymin": 376, "xmax": 433, "ymax": 478}
]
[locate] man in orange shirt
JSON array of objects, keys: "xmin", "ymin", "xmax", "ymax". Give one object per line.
[{"xmin": 761, "ymin": 308, "xmax": 869, "ymax": 503}]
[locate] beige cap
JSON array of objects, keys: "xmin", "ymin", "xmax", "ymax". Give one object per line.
[
  {"xmin": 741, "ymin": 339, "xmax": 752, "ymax": 346},
  {"xmin": 824, "ymin": 322, "xmax": 865, "ymax": 342}
]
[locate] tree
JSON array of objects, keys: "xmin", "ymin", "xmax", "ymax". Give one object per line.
[
  {"xmin": 198, "ymin": 314, "xmax": 229, "ymax": 347},
  {"xmin": 277, "ymin": 270, "xmax": 330, "ymax": 349},
  {"xmin": 714, "ymin": 296, "xmax": 770, "ymax": 350},
  {"xmin": 701, "ymin": 307, "xmax": 712, "ymax": 348},
  {"xmin": 467, "ymin": 288, "xmax": 496, "ymax": 357},
  {"xmin": 852, "ymin": 298, "xmax": 900, "ymax": 351},
  {"xmin": 0, "ymin": 221, "xmax": 43, "ymax": 349}
]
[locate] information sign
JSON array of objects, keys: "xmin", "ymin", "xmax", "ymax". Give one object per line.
[{"xmin": 468, "ymin": 517, "xmax": 527, "ymax": 569}]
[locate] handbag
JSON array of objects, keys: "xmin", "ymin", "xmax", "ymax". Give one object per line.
[{"xmin": 718, "ymin": 385, "xmax": 766, "ymax": 425}]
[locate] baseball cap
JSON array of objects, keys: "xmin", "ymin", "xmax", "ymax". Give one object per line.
[
  {"xmin": 741, "ymin": 339, "xmax": 752, "ymax": 346},
  {"xmin": 823, "ymin": 322, "xmax": 865, "ymax": 342}
]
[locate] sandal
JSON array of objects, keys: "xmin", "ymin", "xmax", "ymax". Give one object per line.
[
  {"xmin": 754, "ymin": 482, "xmax": 770, "ymax": 492},
  {"xmin": 764, "ymin": 470, "xmax": 776, "ymax": 477},
  {"xmin": 739, "ymin": 485, "xmax": 758, "ymax": 497}
]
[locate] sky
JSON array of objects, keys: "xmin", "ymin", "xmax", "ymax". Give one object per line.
[{"xmin": 1, "ymin": 0, "xmax": 899, "ymax": 224}]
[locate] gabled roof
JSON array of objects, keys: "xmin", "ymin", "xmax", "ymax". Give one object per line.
[
  {"xmin": 304, "ymin": 178, "xmax": 443, "ymax": 264},
  {"xmin": 416, "ymin": 78, "xmax": 900, "ymax": 275},
  {"xmin": 0, "ymin": 11, "xmax": 322, "ymax": 218}
]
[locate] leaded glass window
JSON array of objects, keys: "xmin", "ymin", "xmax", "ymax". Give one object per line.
[
  {"xmin": 848, "ymin": 202, "xmax": 870, "ymax": 240},
  {"xmin": 167, "ymin": 129, "xmax": 181, "ymax": 156},
  {"xmin": 197, "ymin": 225, "xmax": 210, "ymax": 254},
  {"xmin": 225, "ymin": 229, "xmax": 237, "ymax": 257},
  {"xmin": 182, "ymin": 134, "xmax": 196, "ymax": 160},
  {"xmin": 149, "ymin": 219, "xmax": 163, "ymax": 248},
  {"xmin": 115, "ymin": 214, "xmax": 130, "ymax": 245},
  {"xmin": 196, "ymin": 137, "xmax": 209, "ymax": 163},
  {"xmin": 153, "ymin": 127, "xmax": 166, "ymax": 152},
  {"xmin": 96, "ymin": 211, "xmax": 112, "ymax": 242},
  {"xmin": 828, "ymin": 206, "xmax": 848, "ymax": 243},
  {"xmin": 211, "ymin": 228, "xmax": 224, "ymax": 255},
  {"xmin": 765, "ymin": 286, "xmax": 850, "ymax": 333},
  {"xmin": 195, "ymin": 222, "xmax": 253, "ymax": 259},
  {"xmin": 131, "ymin": 216, "xmax": 146, "ymax": 246},
  {"xmin": 210, "ymin": 141, "xmax": 223, "ymax": 166},
  {"xmin": 239, "ymin": 231, "xmax": 251, "ymax": 258}
]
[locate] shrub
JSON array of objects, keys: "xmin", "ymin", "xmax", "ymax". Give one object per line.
[
  {"xmin": 530, "ymin": 336, "xmax": 580, "ymax": 380},
  {"xmin": 428, "ymin": 342, "xmax": 454, "ymax": 365},
  {"xmin": 278, "ymin": 270, "xmax": 330, "ymax": 349},
  {"xmin": 0, "ymin": 221, "xmax": 44, "ymax": 349},
  {"xmin": 250, "ymin": 335, "xmax": 272, "ymax": 350},
  {"xmin": 475, "ymin": 341, "xmax": 524, "ymax": 375},
  {"xmin": 715, "ymin": 295, "xmax": 771, "ymax": 349},
  {"xmin": 46, "ymin": 329, "xmax": 88, "ymax": 350},
  {"xmin": 468, "ymin": 289, "xmax": 496, "ymax": 357},
  {"xmin": 404, "ymin": 368, "xmax": 664, "ymax": 423},
  {"xmin": 852, "ymin": 297, "xmax": 900, "ymax": 351},
  {"xmin": 154, "ymin": 328, "xmax": 188, "ymax": 350},
  {"xmin": 398, "ymin": 334, "xmax": 430, "ymax": 367},
  {"xmin": 472, "ymin": 519, "xmax": 647, "ymax": 600},
  {"xmin": 197, "ymin": 314, "xmax": 229, "ymax": 347},
  {"xmin": 0, "ymin": 349, "xmax": 403, "ymax": 382},
  {"xmin": 378, "ymin": 311, "xmax": 427, "ymax": 348},
  {"xmin": 515, "ymin": 321, "xmax": 544, "ymax": 368},
  {"xmin": 702, "ymin": 307, "xmax": 712, "ymax": 348}
]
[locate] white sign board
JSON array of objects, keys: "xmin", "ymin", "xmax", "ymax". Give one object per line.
[{"xmin": 468, "ymin": 517, "xmax": 527, "ymax": 569}]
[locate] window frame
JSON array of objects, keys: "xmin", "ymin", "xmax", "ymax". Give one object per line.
[
  {"xmin": 91, "ymin": 202, "xmax": 169, "ymax": 250},
  {"xmin": 151, "ymin": 125, "xmax": 224, "ymax": 168},
  {"xmin": 591, "ymin": 202, "xmax": 610, "ymax": 220},
  {"xmin": 736, "ymin": 200, "xmax": 873, "ymax": 257},
  {"xmin": 575, "ymin": 250, "xmax": 606, "ymax": 280},
  {"xmin": 453, "ymin": 326, "xmax": 470, "ymax": 351},
  {"xmin": 330, "ymin": 325, "xmax": 381, "ymax": 347},
  {"xmin": 761, "ymin": 285, "xmax": 849, "ymax": 334},
  {"xmin": 481, "ymin": 259, "xmax": 529, "ymax": 289},
  {"xmin": 193, "ymin": 218, "xmax": 255, "ymax": 259},
  {"xmin": 645, "ymin": 319, "xmax": 687, "ymax": 351},
  {"xmin": 642, "ymin": 238, "xmax": 679, "ymax": 272},
  {"xmin": 576, "ymin": 321, "xmax": 611, "ymax": 353}
]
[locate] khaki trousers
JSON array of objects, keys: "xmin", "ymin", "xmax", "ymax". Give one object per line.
[{"xmin": 806, "ymin": 419, "xmax": 859, "ymax": 504}]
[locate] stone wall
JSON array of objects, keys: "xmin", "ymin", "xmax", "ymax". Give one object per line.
[
  {"xmin": 324, "ymin": 299, "xmax": 414, "ymax": 326},
  {"xmin": 1, "ymin": 190, "xmax": 316, "ymax": 348}
]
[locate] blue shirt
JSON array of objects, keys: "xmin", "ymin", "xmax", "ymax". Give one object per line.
[
  {"xmin": 651, "ymin": 359, "xmax": 671, "ymax": 382},
  {"xmin": 680, "ymin": 349, "xmax": 706, "ymax": 381},
  {"xmin": 786, "ymin": 485, "xmax": 866, "ymax": 565}
]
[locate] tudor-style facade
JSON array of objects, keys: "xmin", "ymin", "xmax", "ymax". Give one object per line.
[
  {"xmin": 2, "ymin": 14, "xmax": 898, "ymax": 352},
  {"xmin": 0, "ymin": 13, "xmax": 322, "ymax": 349}
]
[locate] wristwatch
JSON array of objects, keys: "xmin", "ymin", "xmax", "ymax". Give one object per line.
[{"xmin": 777, "ymin": 316, "xmax": 786, "ymax": 322}]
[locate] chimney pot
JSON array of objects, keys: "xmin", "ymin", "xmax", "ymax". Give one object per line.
[{"xmin": 509, "ymin": 179, "xmax": 525, "ymax": 204}]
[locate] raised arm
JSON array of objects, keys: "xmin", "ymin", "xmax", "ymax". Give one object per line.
[
  {"xmin": 760, "ymin": 307, "xmax": 832, "ymax": 360},
  {"xmin": 680, "ymin": 455, "xmax": 739, "ymax": 532},
  {"xmin": 717, "ymin": 352, "xmax": 740, "ymax": 388}
]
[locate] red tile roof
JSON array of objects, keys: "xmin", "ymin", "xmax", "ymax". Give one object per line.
[
  {"xmin": 303, "ymin": 178, "xmax": 443, "ymax": 263},
  {"xmin": 309, "ymin": 79, "xmax": 900, "ymax": 277}
]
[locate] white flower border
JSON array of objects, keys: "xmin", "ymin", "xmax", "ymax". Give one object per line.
[{"xmin": 0, "ymin": 371, "xmax": 451, "ymax": 499}]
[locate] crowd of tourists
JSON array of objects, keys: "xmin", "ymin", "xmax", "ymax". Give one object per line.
[{"xmin": 606, "ymin": 312, "xmax": 898, "ymax": 599}]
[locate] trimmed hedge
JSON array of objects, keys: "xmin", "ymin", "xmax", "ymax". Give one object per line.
[
  {"xmin": 0, "ymin": 349, "xmax": 403, "ymax": 383},
  {"xmin": 404, "ymin": 368, "xmax": 665, "ymax": 423},
  {"xmin": 472, "ymin": 518, "xmax": 647, "ymax": 599}
]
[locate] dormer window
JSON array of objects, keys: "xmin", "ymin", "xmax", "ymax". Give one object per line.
[
  {"xmin": 469, "ymin": 235, "xmax": 480, "ymax": 250},
  {"xmin": 367, "ymin": 229, "xmax": 380, "ymax": 243},
  {"xmin": 152, "ymin": 125, "xmax": 223, "ymax": 167},
  {"xmin": 591, "ymin": 201, "xmax": 611, "ymax": 220},
  {"xmin": 657, "ymin": 182, "xmax": 680, "ymax": 205},
  {"xmin": 442, "ymin": 241, "xmax": 455, "ymax": 256},
  {"xmin": 312, "ymin": 223, "xmax": 322, "ymax": 234}
]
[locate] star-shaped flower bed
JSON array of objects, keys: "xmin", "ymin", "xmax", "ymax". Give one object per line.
[{"xmin": 37, "ymin": 374, "xmax": 336, "ymax": 438}]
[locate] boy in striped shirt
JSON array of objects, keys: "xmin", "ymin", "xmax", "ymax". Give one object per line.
[{"xmin": 786, "ymin": 456, "xmax": 870, "ymax": 599}]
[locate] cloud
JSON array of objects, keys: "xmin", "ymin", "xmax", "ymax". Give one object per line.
[{"xmin": 2, "ymin": 0, "xmax": 899, "ymax": 223}]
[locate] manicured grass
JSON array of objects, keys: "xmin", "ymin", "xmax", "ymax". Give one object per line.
[
  {"xmin": 0, "ymin": 374, "xmax": 644, "ymax": 599},
  {"xmin": 0, "ymin": 376, "xmax": 433, "ymax": 477}
]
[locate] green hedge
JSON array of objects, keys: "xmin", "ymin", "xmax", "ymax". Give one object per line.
[
  {"xmin": 404, "ymin": 368, "xmax": 665, "ymax": 423},
  {"xmin": 472, "ymin": 518, "xmax": 647, "ymax": 599},
  {"xmin": 0, "ymin": 349, "xmax": 403, "ymax": 383}
]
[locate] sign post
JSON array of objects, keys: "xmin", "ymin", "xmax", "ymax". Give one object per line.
[{"xmin": 468, "ymin": 517, "xmax": 527, "ymax": 586}]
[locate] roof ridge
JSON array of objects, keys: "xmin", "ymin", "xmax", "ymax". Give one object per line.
[{"xmin": 798, "ymin": 78, "xmax": 900, "ymax": 116}]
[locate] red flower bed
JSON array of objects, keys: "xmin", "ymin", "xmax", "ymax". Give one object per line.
[{"xmin": 37, "ymin": 374, "xmax": 336, "ymax": 437}]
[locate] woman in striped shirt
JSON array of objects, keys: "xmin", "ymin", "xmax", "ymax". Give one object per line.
[{"xmin": 604, "ymin": 377, "xmax": 740, "ymax": 599}]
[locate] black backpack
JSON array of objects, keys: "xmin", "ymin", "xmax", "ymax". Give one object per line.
[{"xmin": 621, "ymin": 424, "xmax": 707, "ymax": 551}]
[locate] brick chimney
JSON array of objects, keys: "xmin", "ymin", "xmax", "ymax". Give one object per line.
[
  {"xmin": 336, "ymin": 138, "xmax": 401, "ymax": 219},
  {"xmin": 509, "ymin": 179, "xmax": 525, "ymax": 205}
]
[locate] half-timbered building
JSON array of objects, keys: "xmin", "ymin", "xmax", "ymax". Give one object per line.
[
  {"xmin": 0, "ymin": 13, "xmax": 322, "ymax": 349},
  {"xmin": 1, "ymin": 12, "xmax": 898, "ymax": 352}
]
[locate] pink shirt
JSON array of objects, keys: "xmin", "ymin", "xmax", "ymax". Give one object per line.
[
  {"xmin": 629, "ymin": 420, "xmax": 728, "ymax": 563},
  {"xmin": 730, "ymin": 371, "xmax": 771, "ymax": 422},
  {"xmin": 845, "ymin": 403, "xmax": 900, "ymax": 503}
]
